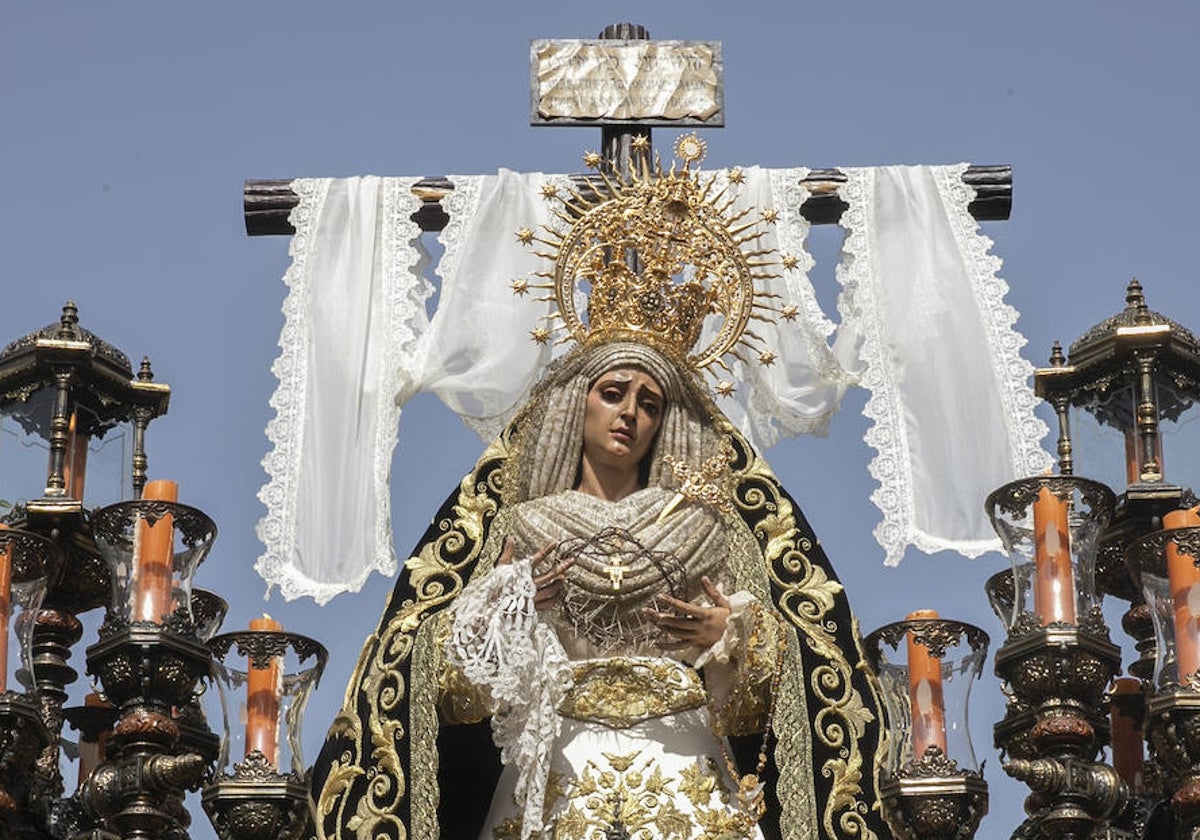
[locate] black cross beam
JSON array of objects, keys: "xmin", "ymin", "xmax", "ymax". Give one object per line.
[{"xmin": 242, "ymin": 22, "xmax": 1010, "ymax": 237}]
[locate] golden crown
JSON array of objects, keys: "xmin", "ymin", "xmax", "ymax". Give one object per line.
[{"xmin": 513, "ymin": 135, "xmax": 796, "ymax": 393}]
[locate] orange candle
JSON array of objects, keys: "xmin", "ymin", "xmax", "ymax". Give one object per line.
[
  {"xmin": 62, "ymin": 411, "xmax": 88, "ymax": 501},
  {"xmin": 1109, "ymin": 678, "xmax": 1144, "ymax": 794},
  {"xmin": 1033, "ymin": 485, "xmax": 1075, "ymax": 624},
  {"xmin": 0, "ymin": 527, "xmax": 12, "ymax": 692},
  {"xmin": 132, "ymin": 479, "xmax": 178, "ymax": 623},
  {"xmin": 1165, "ymin": 505, "xmax": 1200, "ymax": 680},
  {"xmin": 906, "ymin": 608, "xmax": 947, "ymax": 760},
  {"xmin": 246, "ymin": 614, "xmax": 283, "ymax": 764}
]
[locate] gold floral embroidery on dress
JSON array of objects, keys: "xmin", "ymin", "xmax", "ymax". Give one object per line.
[
  {"xmin": 499, "ymin": 751, "xmax": 754, "ymax": 840},
  {"xmin": 558, "ymin": 658, "xmax": 706, "ymax": 728}
]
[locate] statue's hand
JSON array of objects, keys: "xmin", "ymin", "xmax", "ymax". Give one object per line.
[
  {"xmin": 645, "ymin": 576, "xmax": 731, "ymax": 651},
  {"xmin": 497, "ymin": 538, "xmax": 571, "ymax": 611}
]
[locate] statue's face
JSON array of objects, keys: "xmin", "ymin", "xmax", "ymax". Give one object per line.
[{"xmin": 581, "ymin": 367, "xmax": 665, "ymax": 472}]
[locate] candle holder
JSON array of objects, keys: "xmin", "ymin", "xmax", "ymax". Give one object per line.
[
  {"xmin": 77, "ymin": 500, "xmax": 218, "ymax": 839},
  {"xmin": 864, "ymin": 617, "xmax": 990, "ymax": 840},
  {"xmin": 987, "ymin": 475, "xmax": 1132, "ymax": 838},
  {"xmin": 0, "ymin": 527, "xmax": 60, "ymax": 836},
  {"xmin": 0, "ymin": 302, "xmax": 170, "ymax": 514},
  {"xmin": 202, "ymin": 629, "xmax": 327, "ymax": 840},
  {"xmin": 90, "ymin": 499, "xmax": 217, "ymax": 632},
  {"xmin": 986, "ymin": 475, "xmax": 1116, "ymax": 637},
  {"xmin": 1124, "ymin": 524, "xmax": 1200, "ymax": 836},
  {"xmin": 0, "ymin": 303, "xmax": 173, "ymax": 811}
]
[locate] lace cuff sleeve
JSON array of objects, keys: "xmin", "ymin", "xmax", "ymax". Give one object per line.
[
  {"xmin": 699, "ymin": 595, "xmax": 782, "ymax": 738},
  {"xmin": 445, "ymin": 557, "xmax": 572, "ymax": 840}
]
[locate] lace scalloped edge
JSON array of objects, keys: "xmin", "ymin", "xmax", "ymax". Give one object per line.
[
  {"xmin": 255, "ymin": 177, "xmax": 330, "ymax": 601},
  {"xmin": 255, "ymin": 178, "xmax": 428, "ymax": 604},
  {"xmin": 839, "ymin": 165, "xmax": 1048, "ymax": 567},
  {"xmin": 374, "ymin": 177, "xmax": 429, "ymax": 594},
  {"xmin": 932, "ymin": 165, "xmax": 1053, "ymax": 480}
]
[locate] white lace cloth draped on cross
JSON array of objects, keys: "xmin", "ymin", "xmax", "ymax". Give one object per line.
[
  {"xmin": 255, "ymin": 165, "xmax": 1049, "ymax": 602},
  {"xmin": 834, "ymin": 165, "xmax": 1052, "ymax": 564}
]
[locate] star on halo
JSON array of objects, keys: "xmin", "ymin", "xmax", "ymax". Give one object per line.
[
  {"xmin": 761, "ymin": 209, "xmax": 779, "ymax": 224},
  {"xmin": 515, "ymin": 228, "xmax": 534, "ymax": 245},
  {"xmin": 758, "ymin": 350, "xmax": 777, "ymax": 366},
  {"xmin": 540, "ymin": 183, "xmax": 559, "ymax": 200},
  {"xmin": 511, "ymin": 278, "xmax": 530, "ymax": 296},
  {"xmin": 631, "ymin": 134, "xmax": 651, "ymax": 151},
  {"xmin": 583, "ymin": 151, "xmax": 603, "ymax": 169},
  {"xmin": 530, "ymin": 327, "xmax": 551, "ymax": 345},
  {"xmin": 716, "ymin": 381, "xmax": 736, "ymax": 397},
  {"xmin": 780, "ymin": 305, "xmax": 799, "ymax": 322},
  {"xmin": 727, "ymin": 167, "xmax": 745, "ymax": 185},
  {"xmin": 781, "ymin": 253, "xmax": 800, "ymax": 270}
]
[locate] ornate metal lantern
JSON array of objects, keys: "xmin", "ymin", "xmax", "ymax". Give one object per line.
[
  {"xmin": 1034, "ymin": 280, "xmax": 1200, "ymax": 667},
  {"xmin": 0, "ymin": 303, "xmax": 175, "ymax": 812},
  {"xmin": 985, "ymin": 475, "xmax": 1131, "ymax": 838},
  {"xmin": 0, "ymin": 301, "xmax": 170, "ymax": 518},
  {"xmin": 864, "ymin": 616, "xmax": 990, "ymax": 840},
  {"xmin": 76, "ymin": 500, "xmax": 219, "ymax": 839},
  {"xmin": 1035, "ymin": 279, "xmax": 1200, "ymax": 495},
  {"xmin": 1124, "ymin": 524, "xmax": 1200, "ymax": 836},
  {"xmin": 202, "ymin": 627, "xmax": 327, "ymax": 840}
]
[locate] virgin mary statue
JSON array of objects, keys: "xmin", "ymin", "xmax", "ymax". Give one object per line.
[{"xmin": 310, "ymin": 142, "xmax": 894, "ymax": 840}]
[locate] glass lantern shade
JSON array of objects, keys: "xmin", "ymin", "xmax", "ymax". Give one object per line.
[
  {"xmin": 1127, "ymin": 525, "xmax": 1200, "ymax": 689},
  {"xmin": 985, "ymin": 564, "xmax": 1033, "ymax": 631},
  {"xmin": 985, "ymin": 475, "xmax": 1116, "ymax": 630},
  {"xmin": 91, "ymin": 500, "xmax": 217, "ymax": 626},
  {"xmin": 190, "ymin": 588, "xmax": 230, "ymax": 643},
  {"xmin": 1035, "ymin": 281, "xmax": 1200, "ymax": 491},
  {"xmin": 0, "ymin": 527, "xmax": 61, "ymax": 693},
  {"xmin": 206, "ymin": 628, "xmax": 328, "ymax": 776},
  {"xmin": 864, "ymin": 618, "xmax": 990, "ymax": 776},
  {"xmin": 0, "ymin": 302, "xmax": 169, "ymax": 511}
]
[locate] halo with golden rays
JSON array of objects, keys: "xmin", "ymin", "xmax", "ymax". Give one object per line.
[{"xmin": 515, "ymin": 145, "xmax": 790, "ymax": 380}]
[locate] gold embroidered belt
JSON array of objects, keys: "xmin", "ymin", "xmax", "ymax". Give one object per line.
[{"xmin": 558, "ymin": 657, "xmax": 706, "ymax": 728}]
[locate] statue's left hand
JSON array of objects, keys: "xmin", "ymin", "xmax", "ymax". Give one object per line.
[{"xmin": 645, "ymin": 576, "xmax": 731, "ymax": 651}]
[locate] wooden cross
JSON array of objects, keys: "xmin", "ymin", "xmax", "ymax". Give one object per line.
[{"xmin": 242, "ymin": 22, "xmax": 1010, "ymax": 238}]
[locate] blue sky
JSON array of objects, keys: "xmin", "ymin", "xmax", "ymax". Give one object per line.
[{"xmin": 4, "ymin": 3, "xmax": 1200, "ymax": 837}]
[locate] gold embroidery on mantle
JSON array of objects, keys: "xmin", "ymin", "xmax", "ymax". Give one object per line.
[
  {"xmin": 725, "ymin": 422, "xmax": 881, "ymax": 840},
  {"xmin": 315, "ymin": 434, "xmax": 509, "ymax": 840},
  {"xmin": 558, "ymin": 658, "xmax": 706, "ymax": 728}
]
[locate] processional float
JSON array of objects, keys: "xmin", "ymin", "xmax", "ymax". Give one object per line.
[{"xmin": 4, "ymin": 19, "xmax": 1200, "ymax": 840}]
